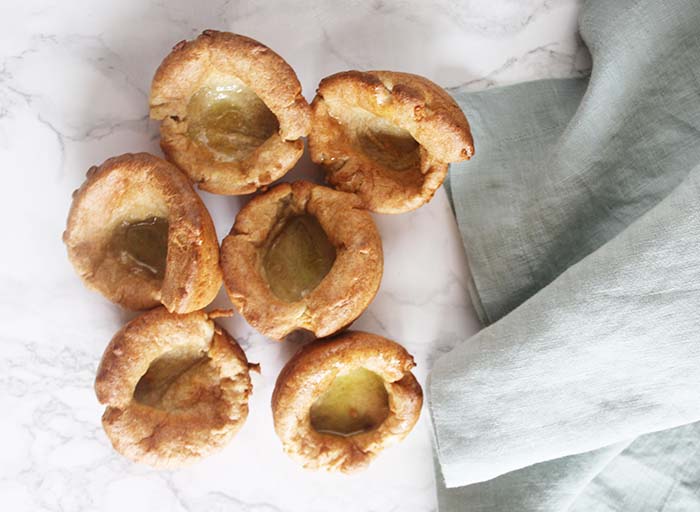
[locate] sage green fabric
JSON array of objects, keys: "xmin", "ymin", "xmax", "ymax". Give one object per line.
[{"xmin": 431, "ymin": 0, "xmax": 700, "ymax": 509}]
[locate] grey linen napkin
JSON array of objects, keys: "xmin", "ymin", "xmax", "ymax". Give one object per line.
[{"xmin": 430, "ymin": 0, "xmax": 700, "ymax": 510}]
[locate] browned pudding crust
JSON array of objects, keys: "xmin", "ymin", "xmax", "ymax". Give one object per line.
[
  {"xmin": 150, "ymin": 30, "xmax": 311, "ymax": 195},
  {"xmin": 221, "ymin": 181, "xmax": 383, "ymax": 340},
  {"xmin": 309, "ymin": 70, "xmax": 474, "ymax": 213},
  {"xmin": 63, "ymin": 153, "xmax": 222, "ymax": 313},
  {"xmin": 272, "ymin": 331, "xmax": 422, "ymax": 472},
  {"xmin": 95, "ymin": 307, "xmax": 255, "ymax": 468}
]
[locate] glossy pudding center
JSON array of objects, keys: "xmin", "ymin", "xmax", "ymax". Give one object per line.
[
  {"xmin": 263, "ymin": 215, "xmax": 336, "ymax": 302},
  {"xmin": 134, "ymin": 347, "xmax": 210, "ymax": 409},
  {"xmin": 310, "ymin": 367, "xmax": 390, "ymax": 437},
  {"xmin": 112, "ymin": 217, "xmax": 169, "ymax": 279},
  {"xmin": 187, "ymin": 81, "xmax": 279, "ymax": 161},
  {"xmin": 357, "ymin": 114, "xmax": 420, "ymax": 171}
]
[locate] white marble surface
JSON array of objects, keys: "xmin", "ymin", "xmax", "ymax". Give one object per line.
[{"xmin": 0, "ymin": 1, "xmax": 588, "ymax": 510}]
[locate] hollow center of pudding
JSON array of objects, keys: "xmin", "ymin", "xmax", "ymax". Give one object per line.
[
  {"xmin": 263, "ymin": 215, "xmax": 336, "ymax": 302},
  {"xmin": 356, "ymin": 114, "xmax": 420, "ymax": 171},
  {"xmin": 310, "ymin": 367, "xmax": 390, "ymax": 437},
  {"xmin": 134, "ymin": 346, "xmax": 210, "ymax": 409},
  {"xmin": 186, "ymin": 80, "xmax": 279, "ymax": 161},
  {"xmin": 111, "ymin": 217, "xmax": 169, "ymax": 279}
]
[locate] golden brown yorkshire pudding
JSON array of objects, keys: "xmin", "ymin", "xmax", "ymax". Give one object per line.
[
  {"xmin": 150, "ymin": 30, "xmax": 311, "ymax": 195},
  {"xmin": 221, "ymin": 181, "xmax": 383, "ymax": 340},
  {"xmin": 64, "ymin": 153, "xmax": 222, "ymax": 313},
  {"xmin": 308, "ymin": 70, "xmax": 474, "ymax": 213},
  {"xmin": 272, "ymin": 331, "xmax": 422, "ymax": 472},
  {"xmin": 95, "ymin": 307, "xmax": 256, "ymax": 468}
]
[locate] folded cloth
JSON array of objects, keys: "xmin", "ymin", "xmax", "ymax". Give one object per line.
[
  {"xmin": 435, "ymin": 443, "xmax": 630, "ymax": 512},
  {"xmin": 572, "ymin": 422, "xmax": 700, "ymax": 511},
  {"xmin": 430, "ymin": 0, "xmax": 700, "ymax": 509}
]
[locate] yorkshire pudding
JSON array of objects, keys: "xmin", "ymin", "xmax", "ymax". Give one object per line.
[
  {"xmin": 272, "ymin": 331, "xmax": 422, "ymax": 472},
  {"xmin": 63, "ymin": 153, "xmax": 222, "ymax": 313},
  {"xmin": 150, "ymin": 30, "xmax": 310, "ymax": 195},
  {"xmin": 308, "ymin": 70, "xmax": 474, "ymax": 213},
  {"xmin": 95, "ymin": 307, "xmax": 256, "ymax": 468},
  {"xmin": 221, "ymin": 181, "xmax": 383, "ymax": 340}
]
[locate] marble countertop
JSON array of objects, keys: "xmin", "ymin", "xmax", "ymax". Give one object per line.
[{"xmin": 0, "ymin": 1, "xmax": 588, "ymax": 510}]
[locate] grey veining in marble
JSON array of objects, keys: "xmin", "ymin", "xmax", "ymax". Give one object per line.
[{"xmin": 0, "ymin": 0, "xmax": 586, "ymax": 510}]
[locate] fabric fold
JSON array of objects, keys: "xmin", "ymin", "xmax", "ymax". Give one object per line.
[
  {"xmin": 430, "ymin": 0, "xmax": 700, "ymax": 507},
  {"xmin": 437, "ymin": 444, "xmax": 630, "ymax": 512},
  {"xmin": 432, "ymin": 160, "xmax": 700, "ymax": 487}
]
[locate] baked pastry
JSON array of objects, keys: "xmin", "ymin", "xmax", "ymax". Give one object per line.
[
  {"xmin": 272, "ymin": 331, "xmax": 422, "ymax": 472},
  {"xmin": 64, "ymin": 153, "xmax": 222, "ymax": 313},
  {"xmin": 221, "ymin": 181, "xmax": 383, "ymax": 340},
  {"xmin": 308, "ymin": 70, "xmax": 474, "ymax": 213},
  {"xmin": 95, "ymin": 307, "xmax": 256, "ymax": 468},
  {"xmin": 150, "ymin": 30, "xmax": 311, "ymax": 195}
]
